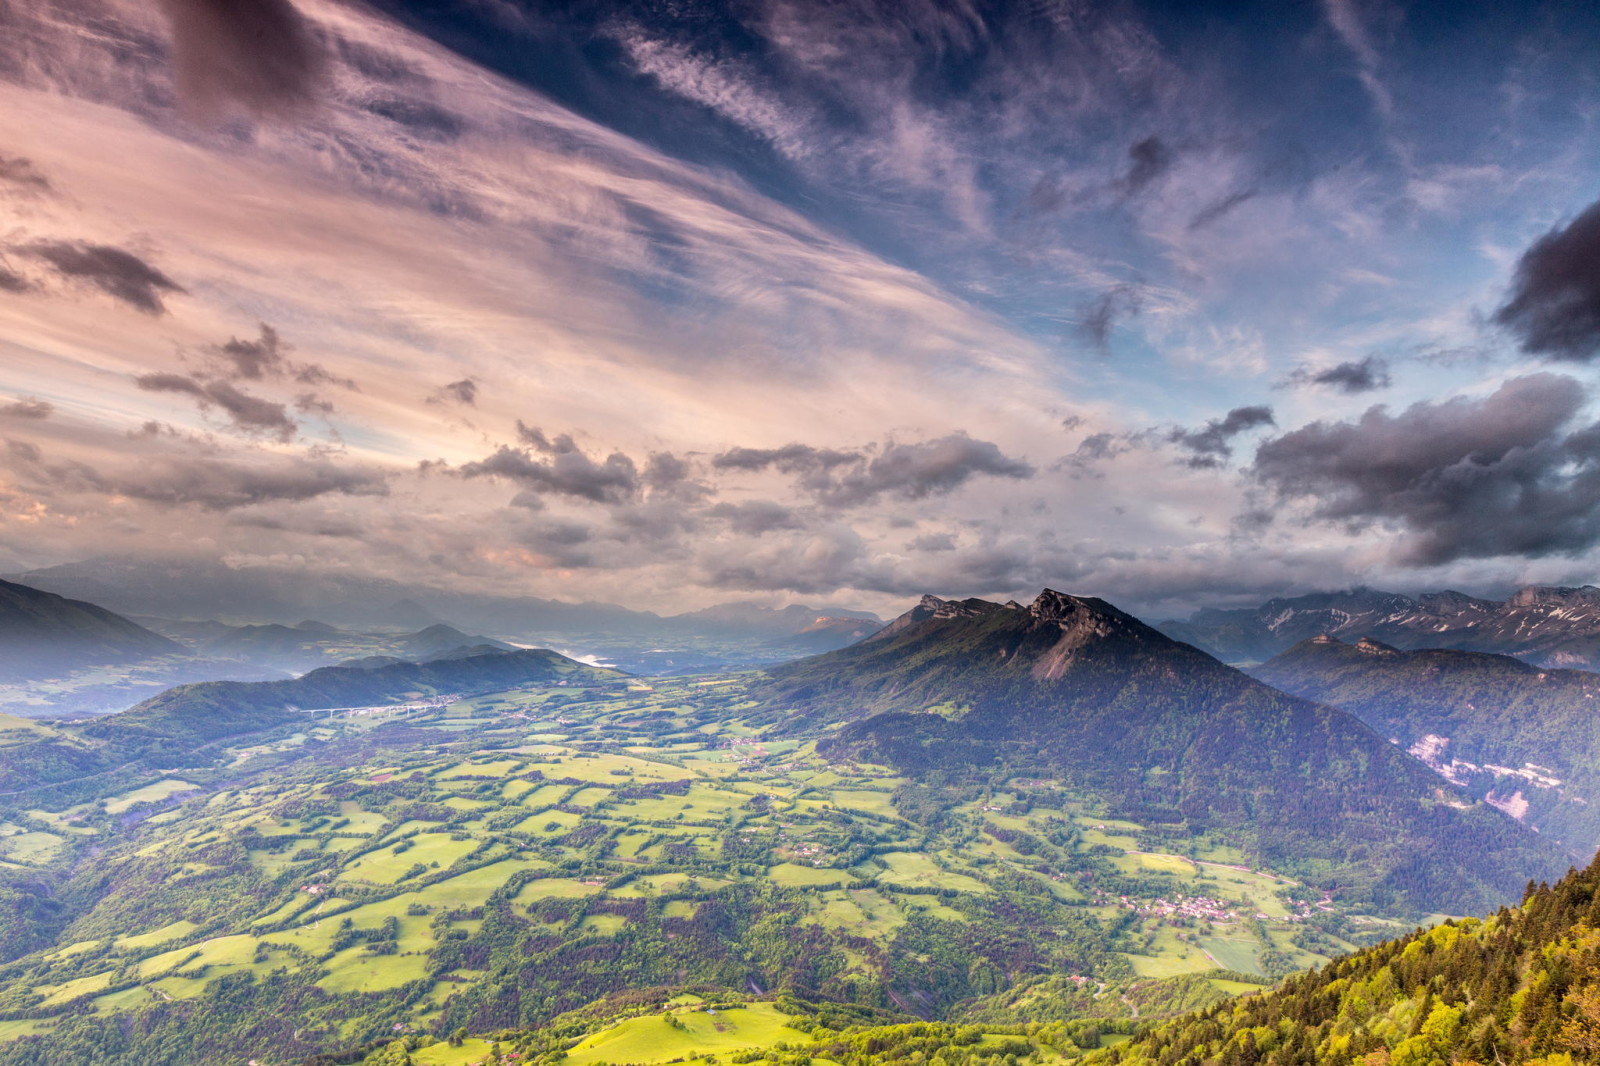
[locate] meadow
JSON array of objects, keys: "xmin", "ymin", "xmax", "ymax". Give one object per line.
[{"xmin": 0, "ymin": 673, "xmax": 1386, "ymax": 1063}]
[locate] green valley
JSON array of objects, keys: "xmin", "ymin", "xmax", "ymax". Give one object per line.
[{"xmin": 0, "ymin": 668, "xmax": 1410, "ymax": 1064}]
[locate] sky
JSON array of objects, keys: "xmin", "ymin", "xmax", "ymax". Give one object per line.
[{"xmin": 1, "ymin": 0, "xmax": 1599, "ymax": 619}]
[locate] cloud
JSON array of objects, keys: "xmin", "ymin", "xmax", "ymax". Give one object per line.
[
  {"xmin": 642, "ymin": 451, "xmax": 709, "ymax": 501},
  {"xmin": 429, "ymin": 379, "xmax": 478, "ymax": 406},
  {"xmin": 1188, "ymin": 188, "xmax": 1258, "ymax": 231},
  {"xmin": 135, "ymin": 373, "xmax": 297, "ymax": 441},
  {"xmin": 3, "ymin": 444, "xmax": 387, "ymax": 511},
  {"xmin": 459, "ymin": 435, "xmax": 640, "ymax": 504},
  {"xmin": 613, "ymin": 26, "xmax": 817, "ymax": 163},
  {"xmin": 0, "ymin": 155, "xmax": 51, "ymax": 193},
  {"xmin": 1168, "ymin": 406, "xmax": 1275, "ymax": 468},
  {"xmin": 1078, "ymin": 284, "xmax": 1142, "ymax": 356},
  {"xmin": 1282, "ymin": 355, "xmax": 1391, "ymax": 394},
  {"xmin": 16, "ymin": 241, "xmax": 184, "ymax": 314},
  {"xmin": 704, "ymin": 499, "xmax": 803, "ymax": 535},
  {"xmin": 1253, "ymin": 374, "xmax": 1600, "ymax": 564},
  {"xmin": 713, "ymin": 443, "xmax": 862, "ymax": 474},
  {"xmin": 714, "ymin": 433, "xmax": 1033, "ymax": 506},
  {"xmin": 0, "ymin": 398, "xmax": 52, "ymax": 419},
  {"xmin": 1321, "ymin": 0, "xmax": 1396, "ymax": 123},
  {"xmin": 207, "ymin": 324, "xmax": 355, "ymax": 389},
  {"xmin": 822, "ymin": 435, "xmax": 1034, "ymax": 506},
  {"xmin": 155, "ymin": 0, "xmax": 328, "ymax": 119},
  {"xmin": 1119, "ymin": 136, "xmax": 1174, "ymax": 198},
  {"xmin": 214, "ymin": 324, "xmax": 288, "ymax": 380},
  {"xmin": 1494, "ymin": 198, "xmax": 1600, "ymax": 362},
  {"xmin": 1069, "ymin": 431, "xmax": 1136, "ymax": 466}
]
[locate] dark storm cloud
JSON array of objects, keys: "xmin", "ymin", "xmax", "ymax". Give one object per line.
[
  {"xmin": 459, "ymin": 435, "xmax": 640, "ymax": 503},
  {"xmin": 0, "ymin": 398, "xmax": 52, "ymax": 419},
  {"xmin": 135, "ymin": 373, "xmax": 297, "ymax": 441},
  {"xmin": 1253, "ymin": 374, "xmax": 1600, "ymax": 564},
  {"xmin": 17, "ymin": 241, "xmax": 184, "ymax": 314},
  {"xmin": 156, "ymin": 0, "xmax": 328, "ymax": 118},
  {"xmin": 713, "ymin": 434, "xmax": 1032, "ymax": 507},
  {"xmin": 1282, "ymin": 355, "xmax": 1391, "ymax": 394},
  {"xmin": 429, "ymin": 379, "xmax": 478, "ymax": 406},
  {"xmin": 703, "ymin": 499, "xmax": 802, "ymax": 535},
  {"xmin": 1168, "ymin": 406, "xmax": 1275, "ymax": 468},
  {"xmin": 1494, "ymin": 199, "xmax": 1600, "ymax": 362}
]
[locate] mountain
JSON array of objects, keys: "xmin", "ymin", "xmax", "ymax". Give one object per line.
[
  {"xmin": 0, "ymin": 647, "xmax": 620, "ymax": 794},
  {"xmin": 84, "ymin": 648, "xmax": 621, "ymax": 753},
  {"xmin": 1095, "ymin": 852, "xmax": 1600, "ymax": 1066},
  {"xmin": 132, "ymin": 618, "xmax": 519, "ymax": 676},
  {"xmin": 671, "ymin": 601, "xmax": 881, "ymax": 636},
  {"xmin": 0, "ymin": 578, "xmax": 181, "ymax": 681},
  {"xmin": 399, "ymin": 624, "xmax": 515, "ymax": 660},
  {"xmin": 1253, "ymin": 635, "xmax": 1600, "ymax": 851},
  {"xmin": 7, "ymin": 556, "xmax": 669, "ymax": 634},
  {"xmin": 1159, "ymin": 584, "xmax": 1600, "ymax": 668},
  {"xmin": 10, "ymin": 557, "xmax": 879, "ymax": 665},
  {"xmin": 783, "ymin": 614, "xmax": 884, "ymax": 654},
  {"xmin": 761, "ymin": 590, "xmax": 1568, "ymax": 914}
]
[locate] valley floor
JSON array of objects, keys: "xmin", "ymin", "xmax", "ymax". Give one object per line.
[{"xmin": 0, "ymin": 674, "xmax": 1416, "ymax": 1064}]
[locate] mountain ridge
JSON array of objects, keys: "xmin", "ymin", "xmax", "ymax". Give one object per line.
[
  {"xmin": 1160, "ymin": 584, "xmax": 1600, "ymax": 668},
  {"xmin": 0, "ymin": 577, "xmax": 181, "ymax": 681},
  {"xmin": 761, "ymin": 589, "xmax": 1569, "ymax": 913},
  {"xmin": 1253, "ymin": 633, "xmax": 1600, "ymax": 851}
]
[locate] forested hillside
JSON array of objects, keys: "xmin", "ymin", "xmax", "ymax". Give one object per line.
[
  {"xmin": 764, "ymin": 592, "xmax": 1568, "ymax": 914},
  {"xmin": 0, "ymin": 649, "xmax": 616, "ymax": 795},
  {"xmin": 1255, "ymin": 636, "xmax": 1600, "ymax": 850},
  {"xmin": 1095, "ymin": 852, "xmax": 1600, "ymax": 1066}
]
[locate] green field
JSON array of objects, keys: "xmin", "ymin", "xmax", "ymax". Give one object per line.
[
  {"xmin": 103, "ymin": 779, "xmax": 200, "ymax": 815},
  {"xmin": 1200, "ymin": 936, "xmax": 1264, "ymax": 975},
  {"xmin": 0, "ymin": 669, "xmax": 1373, "ymax": 1064},
  {"xmin": 563, "ymin": 1003, "xmax": 808, "ymax": 1065}
]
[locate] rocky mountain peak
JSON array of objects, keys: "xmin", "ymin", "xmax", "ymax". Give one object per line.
[
  {"xmin": 1509, "ymin": 585, "xmax": 1600, "ymax": 609},
  {"xmin": 1029, "ymin": 588, "xmax": 1084, "ymax": 623},
  {"xmin": 1354, "ymin": 636, "xmax": 1401, "ymax": 656}
]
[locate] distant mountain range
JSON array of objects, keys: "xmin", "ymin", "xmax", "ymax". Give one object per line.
[
  {"xmin": 10, "ymin": 555, "xmax": 879, "ymax": 638},
  {"xmin": 0, "ymin": 647, "xmax": 618, "ymax": 795},
  {"xmin": 6, "ymin": 556, "xmax": 882, "ymax": 676},
  {"xmin": 0, "ymin": 566, "xmax": 882, "ymax": 716},
  {"xmin": 1253, "ymin": 635, "xmax": 1600, "ymax": 851},
  {"xmin": 0, "ymin": 578, "xmax": 180, "ymax": 682},
  {"xmin": 761, "ymin": 590, "xmax": 1569, "ymax": 914},
  {"xmin": 1159, "ymin": 584, "xmax": 1600, "ymax": 669}
]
